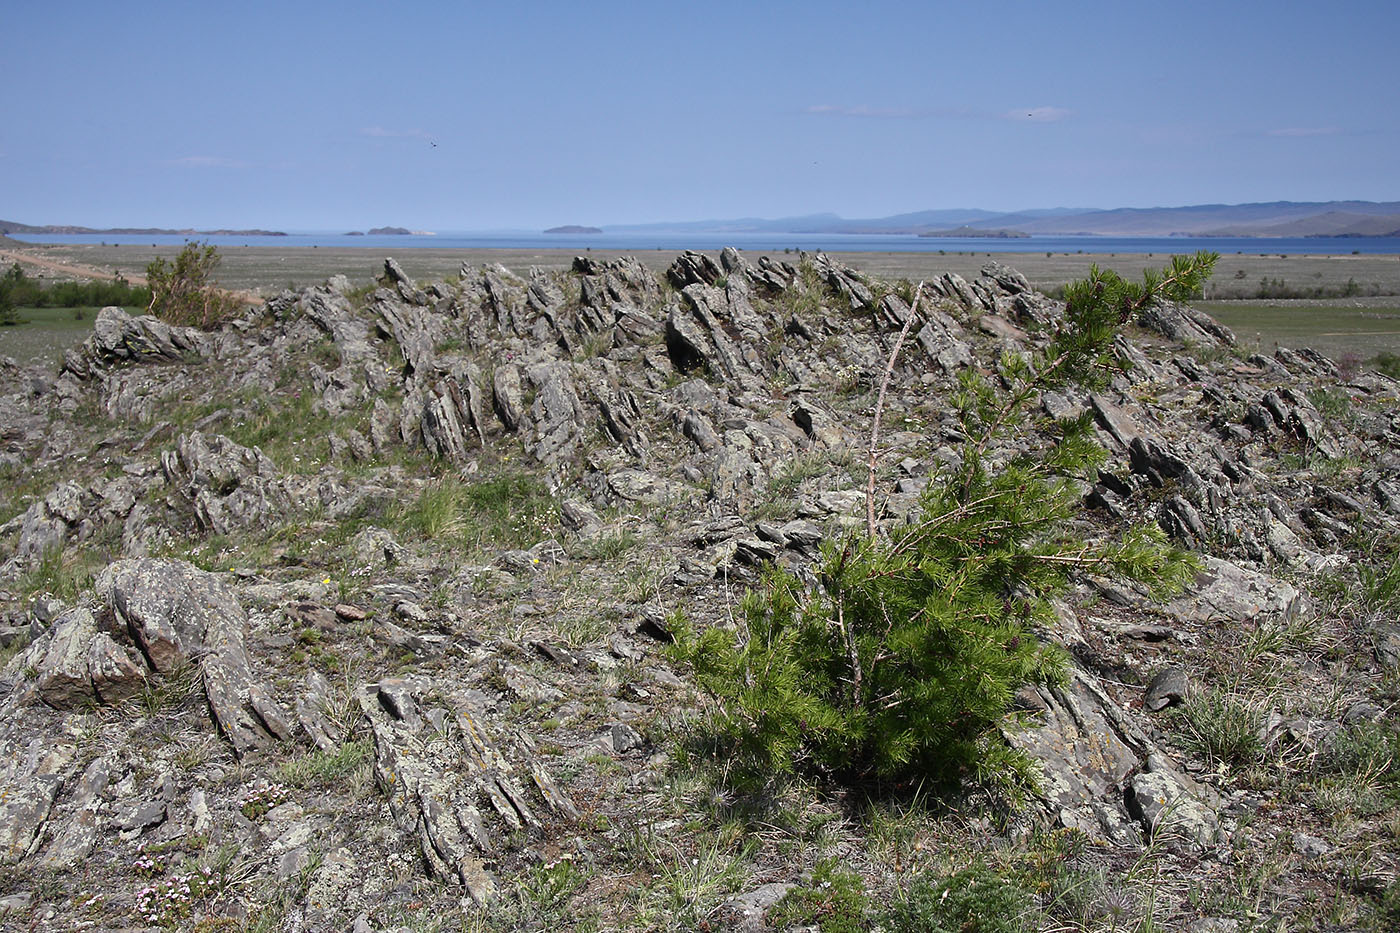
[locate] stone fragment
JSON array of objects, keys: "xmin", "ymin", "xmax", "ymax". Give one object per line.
[
  {"xmin": 1161, "ymin": 557, "xmax": 1306, "ymax": 625},
  {"xmin": 295, "ymin": 670, "xmax": 344, "ymax": 753},
  {"xmin": 1143, "ymin": 667, "xmax": 1191, "ymax": 711},
  {"xmin": 720, "ymin": 882, "xmax": 798, "ymax": 933},
  {"xmin": 35, "ymin": 609, "xmax": 98, "ymax": 709},
  {"xmin": 117, "ymin": 799, "xmax": 167, "ymax": 834},
  {"xmin": 1004, "ymin": 668, "xmax": 1145, "ymax": 846},
  {"xmin": 1127, "ymin": 769, "xmax": 1220, "ymax": 847},
  {"xmin": 86, "ymin": 633, "xmax": 147, "ymax": 704},
  {"xmin": 0, "ymin": 742, "xmax": 74, "ymax": 865},
  {"xmin": 599, "ymin": 722, "xmax": 644, "ymax": 754},
  {"xmin": 99, "ymin": 559, "xmax": 291, "ymax": 757}
]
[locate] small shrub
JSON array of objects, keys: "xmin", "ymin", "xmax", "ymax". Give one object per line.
[
  {"xmin": 769, "ymin": 858, "xmax": 870, "ymax": 933},
  {"xmin": 400, "ymin": 471, "xmax": 556, "ymax": 552},
  {"xmin": 273, "ymin": 739, "xmax": 373, "ymax": 788},
  {"xmin": 21, "ymin": 545, "xmax": 100, "ymax": 601},
  {"xmin": 1307, "ymin": 387, "xmax": 1353, "ymax": 423},
  {"xmin": 133, "ymin": 865, "xmax": 221, "ymax": 927},
  {"xmin": 1170, "ymin": 689, "xmax": 1263, "ymax": 770},
  {"xmin": 511, "ymin": 858, "xmax": 589, "ymax": 926},
  {"xmin": 239, "ymin": 778, "xmax": 291, "ymax": 820},
  {"xmin": 1376, "ymin": 352, "xmax": 1400, "ymax": 380},
  {"xmin": 573, "ymin": 529, "xmax": 642, "ymax": 560},
  {"xmin": 0, "ymin": 266, "xmax": 18, "ymax": 325},
  {"xmin": 1316, "ymin": 721, "xmax": 1400, "ymax": 790},
  {"xmin": 883, "ymin": 863, "xmax": 1035, "ymax": 933},
  {"xmin": 146, "ymin": 241, "xmax": 242, "ymax": 329},
  {"xmin": 1359, "ymin": 546, "xmax": 1400, "ymax": 612}
]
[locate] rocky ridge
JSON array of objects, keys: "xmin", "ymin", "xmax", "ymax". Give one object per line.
[{"xmin": 0, "ymin": 248, "xmax": 1398, "ymax": 929}]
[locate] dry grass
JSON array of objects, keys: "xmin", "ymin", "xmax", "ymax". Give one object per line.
[{"xmin": 12, "ymin": 241, "xmax": 1400, "ymax": 296}]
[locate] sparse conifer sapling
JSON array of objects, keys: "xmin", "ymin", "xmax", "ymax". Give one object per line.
[{"xmin": 671, "ymin": 252, "xmax": 1218, "ymax": 795}]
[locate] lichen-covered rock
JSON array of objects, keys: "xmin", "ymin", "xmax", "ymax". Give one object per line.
[
  {"xmin": 98, "ymin": 559, "xmax": 292, "ymax": 757},
  {"xmin": 33, "ymin": 608, "xmax": 101, "ymax": 709},
  {"xmin": 9, "ymin": 482, "xmax": 86, "ymax": 571},
  {"xmin": 360, "ymin": 680, "xmax": 578, "ymax": 904},
  {"xmin": 76, "ymin": 306, "xmax": 206, "ymax": 371},
  {"xmin": 0, "ymin": 737, "xmax": 76, "ymax": 866},
  {"xmin": 1161, "ymin": 557, "xmax": 1307, "ymax": 624},
  {"xmin": 1127, "ymin": 768, "xmax": 1222, "ymax": 847}
]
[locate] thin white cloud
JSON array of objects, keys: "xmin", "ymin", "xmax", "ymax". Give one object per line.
[
  {"xmin": 804, "ymin": 104, "xmax": 917, "ymax": 119},
  {"xmin": 359, "ymin": 126, "xmax": 432, "ymax": 139},
  {"xmin": 1267, "ymin": 126, "xmax": 1340, "ymax": 137},
  {"xmin": 167, "ymin": 155, "xmax": 247, "ymax": 168},
  {"xmin": 1009, "ymin": 107, "xmax": 1071, "ymax": 123}
]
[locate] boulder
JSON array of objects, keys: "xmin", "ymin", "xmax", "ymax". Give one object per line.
[
  {"xmin": 35, "ymin": 609, "xmax": 99, "ymax": 709},
  {"xmin": 99, "ymin": 559, "xmax": 293, "ymax": 757},
  {"xmin": 1161, "ymin": 557, "xmax": 1307, "ymax": 625},
  {"xmin": 80, "ymin": 307, "xmax": 204, "ymax": 369}
]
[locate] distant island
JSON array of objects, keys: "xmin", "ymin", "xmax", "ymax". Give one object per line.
[
  {"xmin": 544, "ymin": 225, "xmax": 602, "ymax": 235},
  {"xmin": 919, "ymin": 226, "xmax": 1028, "ymax": 239},
  {"xmin": 0, "ymin": 219, "xmax": 285, "ymax": 236},
  {"xmin": 353, "ymin": 227, "xmax": 412, "ymax": 236}
]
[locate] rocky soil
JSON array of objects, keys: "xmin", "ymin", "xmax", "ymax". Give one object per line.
[{"xmin": 1, "ymin": 249, "xmax": 1398, "ymax": 931}]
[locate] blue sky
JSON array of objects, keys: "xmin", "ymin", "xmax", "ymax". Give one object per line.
[{"xmin": 4, "ymin": 0, "xmax": 1397, "ymax": 231}]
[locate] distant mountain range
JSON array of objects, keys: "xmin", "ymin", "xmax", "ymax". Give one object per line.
[
  {"xmin": 0, "ymin": 219, "xmax": 286, "ymax": 237},
  {"xmin": 7, "ymin": 201, "xmax": 1400, "ymax": 241},
  {"xmin": 604, "ymin": 201, "xmax": 1400, "ymax": 238}
]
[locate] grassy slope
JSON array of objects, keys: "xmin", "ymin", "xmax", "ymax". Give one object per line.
[
  {"xmin": 1, "ymin": 306, "xmax": 142, "ymax": 366},
  {"xmin": 1198, "ymin": 300, "xmax": 1400, "ymax": 361},
  {"xmin": 2, "ymin": 256, "xmax": 1400, "ymax": 930}
]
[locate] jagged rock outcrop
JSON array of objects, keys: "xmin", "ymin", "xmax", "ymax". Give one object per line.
[
  {"xmin": 98, "ymin": 559, "xmax": 294, "ymax": 757},
  {"xmin": 63, "ymin": 306, "xmax": 207, "ymax": 378},
  {"xmin": 1005, "ymin": 666, "xmax": 1221, "ymax": 848},
  {"xmin": 161, "ymin": 431, "xmax": 287, "ymax": 534},
  {"xmin": 1, "ymin": 247, "xmax": 1397, "ymax": 927},
  {"xmin": 360, "ymin": 676, "xmax": 578, "ymax": 904}
]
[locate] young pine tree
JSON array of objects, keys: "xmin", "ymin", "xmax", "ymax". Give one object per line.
[{"xmin": 671, "ymin": 252, "xmax": 1217, "ymax": 794}]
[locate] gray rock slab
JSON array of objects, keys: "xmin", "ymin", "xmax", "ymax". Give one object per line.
[{"xmin": 1161, "ymin": 557, "xmax": 1306, "ymax": 624}]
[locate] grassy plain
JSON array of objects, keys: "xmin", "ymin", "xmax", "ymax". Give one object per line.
[
  {"xmin": 1198, "ymin": 299, "xmax": 1400, "ymax": 361},
  {"xmin": 10, "ymin": 241, "xmax": 1400, "ymax": 294},
  {"xmin": 0, "ymin": 306, "xmax": 130, "ymax": 365},
  {"xmin": 4, "ymin": 241, "xmax": 1400, "ymax": 366}
]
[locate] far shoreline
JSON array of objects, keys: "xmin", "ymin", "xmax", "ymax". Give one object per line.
[
  {"xmin": 5, "ymin": 240, "xmax": 1398, "ymax": 364},
  {"xmin": 4, "ymin": 240, "xmax": 1392, "ymax": 293}
]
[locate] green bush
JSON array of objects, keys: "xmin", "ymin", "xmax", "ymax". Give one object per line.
[
  {"xmin": 1, "ymin": 262, "xmax": 26, "ymax": 324},
  {"xmin": 1359, "ymin": 545, "xmax": 1400, "ymax": 612},
  {"xmin": 1375, "ymin": 352, "xmax": 1400, "ymax": 380},
  {"xmin": 769, "ymin": 859, "xmax": 870, "ymax": 933},
  {"xmin": 671, "ymin": 254, "xmax": 1214, "ymax": 794},
  {"xmin": 0, "ymin": 261, "xmax": 150, "ymax": 316},
  {"xmin": 146, "ymin": 241, "xmax": 242, "ymax": 329},
  {"xmin": 882, "ymin": 864, "xmax": 1035, "ymax": 933},
  {"xmin": 1169, "ymin": 689, "xmax": 1263, "ymax": 771},
  {"xmin": 400, "ymin": 471, "xmax": 556, "ymax": 552}
]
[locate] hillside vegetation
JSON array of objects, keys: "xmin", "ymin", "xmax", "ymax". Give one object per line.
[{"xmin": 1, "ymin": 249, "xmax": 1398, "ymax": 930}]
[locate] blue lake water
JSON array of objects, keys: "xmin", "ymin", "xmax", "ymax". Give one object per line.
[{"xmin": 12, "ymin": 231, "xmax": 1400, "ymax": 256}]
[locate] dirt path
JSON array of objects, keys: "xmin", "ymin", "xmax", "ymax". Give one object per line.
[
  {"xmin": 0, "ymin": 247, "xmax": 260, "ymax": 306},
  {"xmin": 0, "ymin": 248, "xmax": 147, "ymax": 284}
]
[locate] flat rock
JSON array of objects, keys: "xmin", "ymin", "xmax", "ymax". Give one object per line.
[
  {"xmin": 1127, "ymin": 769, "xmax": 1221, "ymax": 847},
  {"xmin": 1161, "ymin": 557, "xmax": 1306, "ymax": 624}
]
